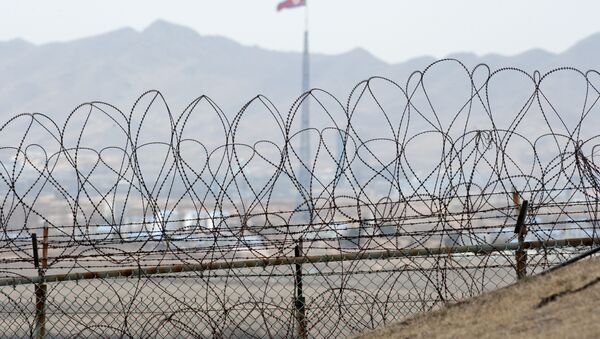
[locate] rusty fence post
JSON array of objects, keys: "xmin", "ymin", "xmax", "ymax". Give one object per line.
[
  {"xmin": 42, "ymin": 225, "xmax": 49, "ymax": 272},
  {"xmin": 32, "ymin": 225, "xmax": 49, "ymax": 339},
  {"xmin": 294, "ymin": 239, "xmax": 307, "ymax": 339},
  {"xmin": 514, "ymin": 200, "xmax": 529, "ymax": 280}
]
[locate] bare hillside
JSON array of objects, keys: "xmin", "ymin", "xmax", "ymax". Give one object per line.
[{"xmin": 357, "ymin": 256, "xmax": 600, "ymax": 339}]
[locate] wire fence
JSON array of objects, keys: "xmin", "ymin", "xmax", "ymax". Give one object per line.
[
  {"xmin": 1, "ymin": 60, "xmax": 600, "ymax": 337},
  {"xmin": 0, "ymin": 238, "xmax": 596, "ymax": 338}
]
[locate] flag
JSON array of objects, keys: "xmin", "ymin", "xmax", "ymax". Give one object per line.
[{"xmin": 277, "ymin": 0, "xmax": 306, "ymax": 11}]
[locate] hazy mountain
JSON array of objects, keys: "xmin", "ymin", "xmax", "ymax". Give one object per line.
[{"xmin": 0, "ymin": 20, "xmax": 598, "ymax": 145}]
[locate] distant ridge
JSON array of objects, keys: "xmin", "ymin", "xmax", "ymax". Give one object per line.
[{"xmin": 0, "ymin": 20, "xmax": 599, "ymax": 130}]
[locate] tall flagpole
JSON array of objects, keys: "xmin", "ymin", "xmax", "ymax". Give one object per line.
[{"xmin": 299, "ymin": 1, "xmax": 311, "ymax": 210}]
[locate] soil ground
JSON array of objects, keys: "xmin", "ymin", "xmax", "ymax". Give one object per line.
[{"xmin": 356, "ymin": 256, "xmax": 600, "ymax": 339}]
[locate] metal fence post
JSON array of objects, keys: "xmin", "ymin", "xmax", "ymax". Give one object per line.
[
  {"xmin": 294, "ymin": 239, "xmax": 307, "ymax": 339},
  {"xmin": 32, "ymin": 226, "xmax": 49, "ymax": 339},
  {"xmin": 514, "ymin": 200, "xmax": 529, "ymax": 280},
  {"xmin": 42, "ymin": 225, "xmax": 49, "ymax": 272}
]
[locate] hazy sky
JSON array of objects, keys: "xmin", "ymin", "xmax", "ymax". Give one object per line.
[{"xmin": 1, "ymin": 0, "xmax": 599, "ymax": 63}]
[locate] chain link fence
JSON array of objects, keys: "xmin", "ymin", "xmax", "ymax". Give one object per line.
[
  {"xmin": 2, "ymin": 61, "xmax": 600, "ymax": 337},
  {"xmin": 0, "ymin": 235, "xmax": 597, "ymax": 338}
]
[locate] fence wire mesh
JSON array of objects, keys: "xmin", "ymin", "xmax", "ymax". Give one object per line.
[
  {"xmin": 1, "ymin": 60, "xmax": 600, "ymax": 337},
  {"xmin": 0, "ymin": 242, "xmax": 596, "ymax": 338}
]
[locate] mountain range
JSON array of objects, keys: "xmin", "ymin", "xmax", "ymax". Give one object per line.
[
  {"xmin": 2, "ymin": 20, "xmax": 600, "ymax": 117},
  {"xmin": 1, "ymin": 20, "xmax": 600, "ymax": 211}
]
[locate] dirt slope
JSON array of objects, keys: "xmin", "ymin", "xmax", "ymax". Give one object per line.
[{"xmin": 356, "ymin": 256, "xmax": 600, "ymax": 339}]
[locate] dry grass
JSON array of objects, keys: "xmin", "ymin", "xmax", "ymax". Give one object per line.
[{"xmin": 356, "ymin": 256, "xmax": 600, "ymax": 339}]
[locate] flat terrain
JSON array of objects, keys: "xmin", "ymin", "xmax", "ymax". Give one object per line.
[{"xmin": 356, "ymin": 256, "xmax": 600, "ymax": 339}]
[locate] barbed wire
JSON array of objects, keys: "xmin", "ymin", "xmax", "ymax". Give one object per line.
[{"xmin": 1, "ymin": 59, "xmax": 600, "ymax": 337}]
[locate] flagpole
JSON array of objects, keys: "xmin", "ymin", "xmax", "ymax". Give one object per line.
[
  {"xmin": 301, "ymin": 2, "xmax": 309, "ymax": 133},
  {"xmin": 297, "ymin": 0, "xmax": 311, "ymax": 218},
  {"xmin": 299, "ymin": 0, "xmax": 310, "ymax": 194},
  {"xmin": 304, "ymin": 0, "xmax": 309, "ymax": 32}
]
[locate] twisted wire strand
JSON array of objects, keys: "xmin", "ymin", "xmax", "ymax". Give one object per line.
[{"xmin": 1, "ymin": 60, "xmax": 600, "ymax": 337}]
